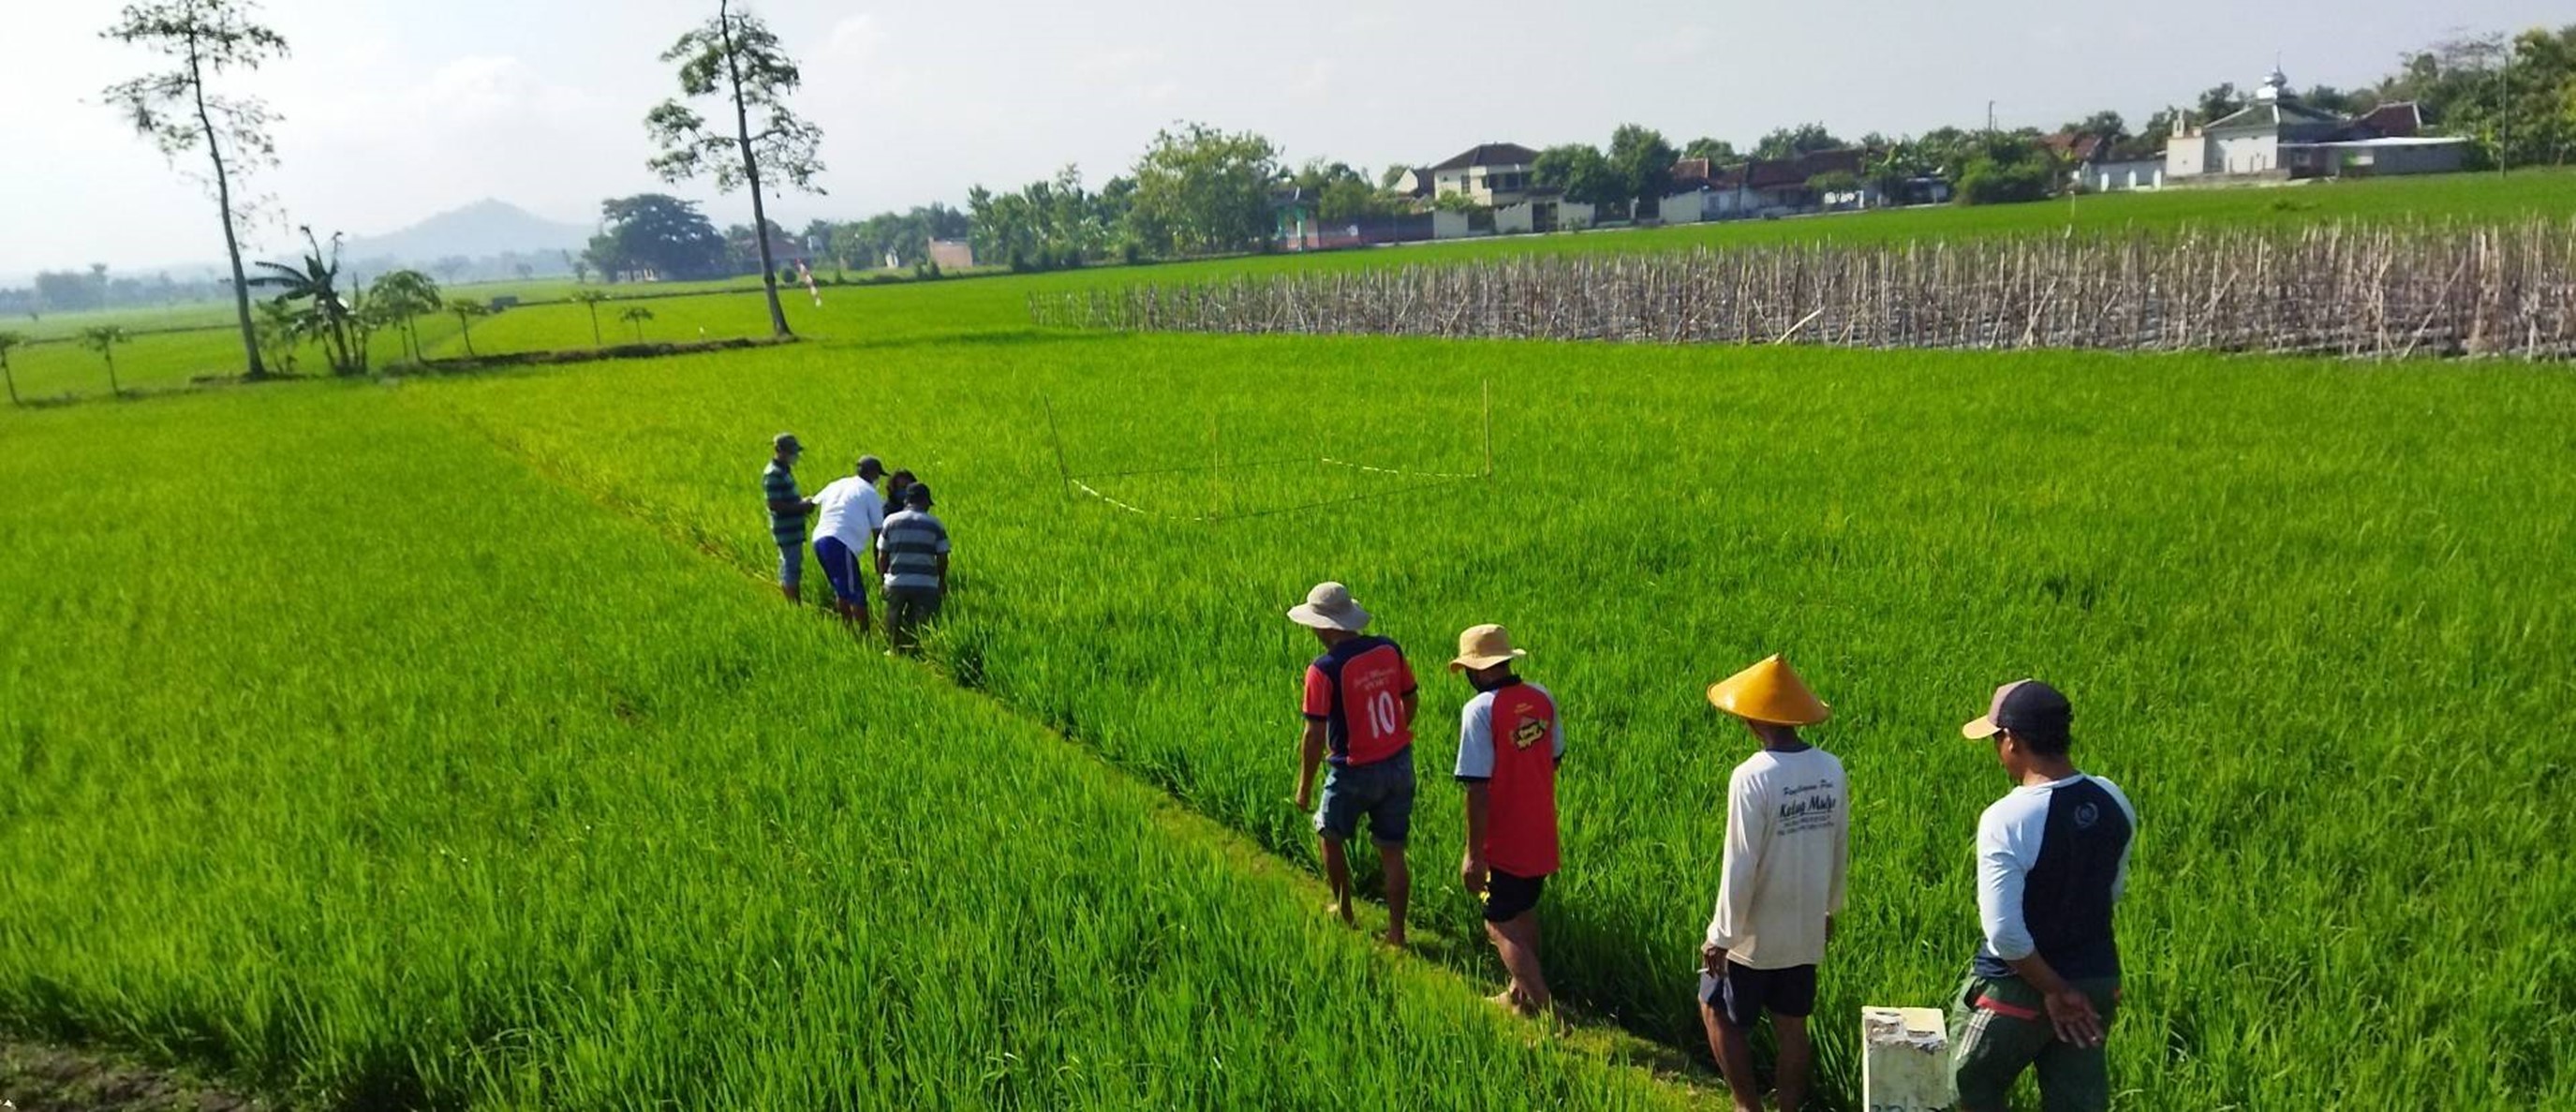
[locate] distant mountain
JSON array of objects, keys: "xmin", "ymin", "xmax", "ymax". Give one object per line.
[{"xmin": 342, "ymin": 200, "xmax": 592, "ymax": 266}]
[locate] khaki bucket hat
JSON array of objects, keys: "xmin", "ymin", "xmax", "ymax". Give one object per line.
[
  {"xmin": 1286, "ymin": 582, "xmax": 1370, "ymax": 632},
  {"xmin": 1449, "ymin": 623, "xmax": 1528, "ymax": 671}
]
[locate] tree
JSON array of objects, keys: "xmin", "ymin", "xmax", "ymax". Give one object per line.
[
  {"xmin": 645, "ymin": 0, "xmax": 825, "ymax": 339},
  {"xmin": 572, "ymin": 289, "xmax": 613, "ymax": 347},
  {"xmin": 1128, "ymin": 123, "xmax": 1280, "ymax": 257},
  {"xmin": 2196, "ymin": 83, "xmax": 2247, "ymax": 122},
  {"xmin": 254, "ymin": 297, "xmax": 303, "ymax": 373},
  {"xmin": 369, "ymin": 269, "xmax": 440, "ymax": 363},
  {"xmin": 565, "ymin": 249, "xmax": 589, "ymax": 285},
  {"xmin": 1954, "ymin": 133, "xmax": 2057, "ymax": 204},
  {"xmin": 0, "ymin": 331, "xmax": 23, "ymax": 407},
  {"xmin": 446, "ymin": 298, "xmax": 489, "ymax": 358},
  {"xmin": 1682, "ymin": 137, "xmax": 1738, "ymax": 163},
  {"xmin": 589, "ymin": 194, "xmax": 726, "ymax": 281},
  {"xmin": 1607, "ymin": 124, "xmax": 1680, "ymax": 217},
  {"xmin": 1318, "ymin": 177, "xmax": 1399, "ymax": 224},
  {"xmin": 619, "ymin": 304, "xmax": 657, "ymax": 343},
  {"xmin": 2061, "ymin": 111, "xmax": 2127, "ymax": 142},
  {"xmin": 80, "ymin": 326, "xmax": 132, "ymax": 395},
  {"xmin": 101, "ymin": 0, "xmax": 289, "ymax": 380},
  {"xmin": 1379, "ymin": 164, "xmax": 1411, "ymax": 188},
  {"xmin": 434, "ymin": 256, "xmax": 469, "ymax": 284},
  {"xmin": 250, "ymin": 227, "xmax": 363, "ymax": 375},
  {"xmin": 1532, "ymin": 143, "xmax": 1621, "ymax": 208},
  {"xmin": 1754, "ymin": 123, "xmax": 1847, "ymax": 160}
]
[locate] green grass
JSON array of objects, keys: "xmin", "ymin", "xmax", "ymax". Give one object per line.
[
  {"xmin": 6, "ymin": 169, "xmax": 2576, "ymax": 1108},
  {"xmin": 0, "ymin": 385, "xmax": 1700, "ymax": 1109}
]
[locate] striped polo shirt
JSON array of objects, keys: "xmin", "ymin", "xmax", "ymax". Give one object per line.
[
  {"xmin": 877, "ymin": 508, "xmax": 950, "ymax": 592},
  {"xmin": 762, "ymin": 461, "xmax": 803, "ymax": 547}
]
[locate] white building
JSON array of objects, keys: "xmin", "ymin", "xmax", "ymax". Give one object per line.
[
  {"xmin": 1428, "ymin": 142, "xmax": 1542, "ymax": 205},
  {"xmin": 2165, "ymin": 67, "xmax": 2465, "ymax": 181}
]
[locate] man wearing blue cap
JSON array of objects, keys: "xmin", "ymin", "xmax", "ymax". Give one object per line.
[{"xmin": 1950, "ymin": 679, "xmax": 2138, "ymax": 1112}]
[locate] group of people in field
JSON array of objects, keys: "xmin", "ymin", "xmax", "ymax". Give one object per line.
[
  {"xmin": 1283, "ymin": 581, "xmax": 2138, "ymax": 1112},
  {"xmin": 748, "ymin": 435, "xmax": 2139, "ymax": 1112},
  {"xmin": 759, "ymin": 433, "xmax": 951, "ymax": 654}
]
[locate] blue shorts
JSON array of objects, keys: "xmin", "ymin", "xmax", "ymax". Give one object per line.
[
  {"xmin": 1314, "ymin": 748, "xmax": 1414, "ymax": 846},
  {"xmin": 813, "ymin": 537, "xmax": 866, "ymax": 605},
  {"xmin": 777, "ymin": 542, "xmax": 803, "ymax": 589}
]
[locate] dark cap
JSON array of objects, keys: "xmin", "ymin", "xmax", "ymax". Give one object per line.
[
  {"xmin": 856, "ymin": 454, "xmax": 883, "ymax": 475},
  {"xmin": 773, "ymin": 432, "xmax": 803, "ymax": 452},
  {"xmin": 1962, "ymin": 679, "xmax": 2071, "ymax": 745},
  {"xmin": 904, "ymin": 482, "xmax": 933, "ymax": 507}
]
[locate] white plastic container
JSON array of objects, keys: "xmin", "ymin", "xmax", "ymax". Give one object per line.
[{"xmin": 1861, "ymin": 1005, "xmax": 1952, "ymax": 1112}]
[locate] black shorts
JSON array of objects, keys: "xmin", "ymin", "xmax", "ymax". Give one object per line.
[
  {"xmin": 1705, "ymin": 960, "xmax": 1818, "ymax": 1028},
  {"xmin": 1481, "ymin": 868, "xmax": 1547, "ymax": 923}
]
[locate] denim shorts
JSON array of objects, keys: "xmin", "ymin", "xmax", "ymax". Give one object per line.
[
  {"xmin": 777, "ymin": 542, "xmax": 803, "ymax": 589},
  {"xmin": 1314, "ymin": 747, "xmax": 1414, "ymax": 846}
]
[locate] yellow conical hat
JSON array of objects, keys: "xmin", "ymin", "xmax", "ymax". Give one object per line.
[{"xmin": 1707, "ymin": 654, "xmax": 1831, "ymax": 726}]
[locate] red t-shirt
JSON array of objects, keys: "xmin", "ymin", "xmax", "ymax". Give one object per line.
[
  {"xmin": 1454, "ymin": 679, "xmax": 1562, "ymax": 877},
  {"xmin": 1302, "ymin": 636, "xmax": 1416, "ymax": 766}
]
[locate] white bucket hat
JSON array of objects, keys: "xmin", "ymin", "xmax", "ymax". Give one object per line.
[{"xmin": 1285, "ymin": 582, "xmax": 1370, "ymax": 632}]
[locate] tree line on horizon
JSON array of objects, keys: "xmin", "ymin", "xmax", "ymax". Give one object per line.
[{"xmin": 50, "ymin": 0, "xmax": 2576, "ymax": 379}]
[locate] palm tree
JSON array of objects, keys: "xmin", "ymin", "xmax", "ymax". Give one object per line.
[
  {"xmin": 80, "ymin": 326, "xmax": 131, "ymax": 396},
  {"xmin": 447, "ymin": 298, "xmax": 490, "ymax": 358},
  {"xmin": 619, "ymin": 305, "xmax": 656, "ymax": 344},
  {"xmin": 369, "ymin": 270, "xmax": 442, "ymax": 363},
  {"xmin": 0, "ymin": 331, "xmax": 24, "ymax": 406},
  {"xmin": 573, "ymin": 289, "xmax": 613, "ymax": 347},
  {"xmin": 250, "ymin": 228, "xmax": 361, "ymax": 375}
]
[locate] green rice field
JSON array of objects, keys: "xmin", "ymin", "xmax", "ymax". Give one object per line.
[{"xmin": 6, "ymin": 174, "xmax": 2576, "ymax": 1109}]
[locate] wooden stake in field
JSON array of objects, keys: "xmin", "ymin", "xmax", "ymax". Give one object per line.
[{"xmin": 1043, "ymin": 395, "xmax": 1073, "ymax": 502}]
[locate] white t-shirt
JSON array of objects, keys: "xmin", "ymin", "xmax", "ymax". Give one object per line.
[
  {"xmin": 1705, "ymin": 746, "xmax": 1850, "ymax": 970},
  {"xmin": 809, "ymin": 477, "xmax": 885, "ymax": 549}
]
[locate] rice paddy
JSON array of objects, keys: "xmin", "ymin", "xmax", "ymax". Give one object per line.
[{"xmin": 6, "ymin": 173, "xmax": 2575, "ymax": 1108}]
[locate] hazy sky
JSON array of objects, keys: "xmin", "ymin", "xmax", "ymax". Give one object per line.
[{"xmin": 5, "ymin": 0, "xmax": 2560, "ymax": 274}]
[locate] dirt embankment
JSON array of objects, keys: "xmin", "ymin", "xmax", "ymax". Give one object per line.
[{"xmin": 0, "ymin": 1043, "xmax": 265, "ymax": 1112}]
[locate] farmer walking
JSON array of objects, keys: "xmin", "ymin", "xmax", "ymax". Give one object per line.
[
  {"xmin": 1286, "ymin": 582, "xmax": 1417, "ymax": 947},
  {"xmin": 762, "ymin": 433, "xmax": 816, "ymax": 604},
  {"xmin": 809, "ymin": 454, "xmax": 887, "ymax": 631},
  {"xmin": 1699, "ymin": 654, "xmax": 1847, "ymax": 1112},
  {"xmin": 1449, "ymin": 623, "xmax": 1562, "ymax": 1016},
  {"xmin": 1950, "ymin": 679, "xmax": 2137, "ymax": 1112},
  {"xmin": 875, "ymin": 482, "xmax": 950, "ymax": 655}
]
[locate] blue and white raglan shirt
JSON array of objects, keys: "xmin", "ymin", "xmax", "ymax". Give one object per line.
[{"xmin": 1973, "ymin": 774, "xmax": 2138, "ymax": 981}]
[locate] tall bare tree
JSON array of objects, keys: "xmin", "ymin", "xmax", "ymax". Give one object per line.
[
  {"xmin": 645, "ymin": 0, "xmax": 824, "ymax": 339},
  {"xmin": 101, "ymin": 0, "xmax": 289, "ymax": 380}
]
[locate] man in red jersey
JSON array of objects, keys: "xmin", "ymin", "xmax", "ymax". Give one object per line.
[
  {"xmin": 1288, "ymin": 581, "xmax": 1418, "ymax": 946},
  {"xmin": 1450, "ymin": 623, "xmax": 1564, "ymax": 1016}
]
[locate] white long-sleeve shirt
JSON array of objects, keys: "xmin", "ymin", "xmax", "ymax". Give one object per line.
[{"xmin": 1705, "ymin": 747, "xmax": 1849, "ymax": 970}]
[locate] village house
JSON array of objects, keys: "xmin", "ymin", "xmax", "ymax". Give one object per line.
[
  {"xmin": 1663, "ymin": 149, "xmax": 1879, "ymax": 223},
  {"xmin": 2045, "ymin": 132, "xmax": 2165, "ymax": 192},
  {"xmin": 2164, "ymin": 67, "xmax": 2465, "ymax": 183},
  {"xmin": 1428, "ymin": 142, "xmax": 1542, "ymax": 205}
]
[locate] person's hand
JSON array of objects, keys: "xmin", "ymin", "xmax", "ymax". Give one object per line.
[
  {"xmin": 1700, "ymin": 941, "xmax": 1726, "ymax": 976},
  {"xmin": 2043, "ymin": 989, "xmax": 2105, "ymax": 1047},
  {"xmin": 1825, "ymin": 915, "xmax": 1836, "ymax": 944},
  {"xmin": 1293, "ymin": 781, "xmax": 1311, "ymax": 811},
  {"xmin": 1460, "ymin": 853, "xmax": 1488, "ymax": 895}
]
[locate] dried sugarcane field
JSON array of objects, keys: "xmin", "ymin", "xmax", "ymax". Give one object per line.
[{"xmin": 7, "ymin": 168, "xmax": 2576, "ymax": 1111}]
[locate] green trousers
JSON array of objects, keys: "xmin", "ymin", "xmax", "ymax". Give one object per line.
[{"xmin": 1947, "ymin": 970, "xmax": 2120, "ymax": 1112}]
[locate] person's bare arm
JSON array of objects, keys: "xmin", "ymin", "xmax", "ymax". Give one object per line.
[
  {"xmin": 934, "ymin": 553, "xmax": 949, "ymax": 591},
  {"xmin": 1459, "ymin": 783, "xmax": 1491, "ymax": 894},
  {"xmin": 1400, "ymin": 689, "xmax": 1419, "ymax": 727},
  {"xmin": 2006, "ymin": 953, "xmax": 2104, "ymax": 1047},
  {"xmin": 1294, "ymin": 719, "xmax": 1326, "ymax": 810}
]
